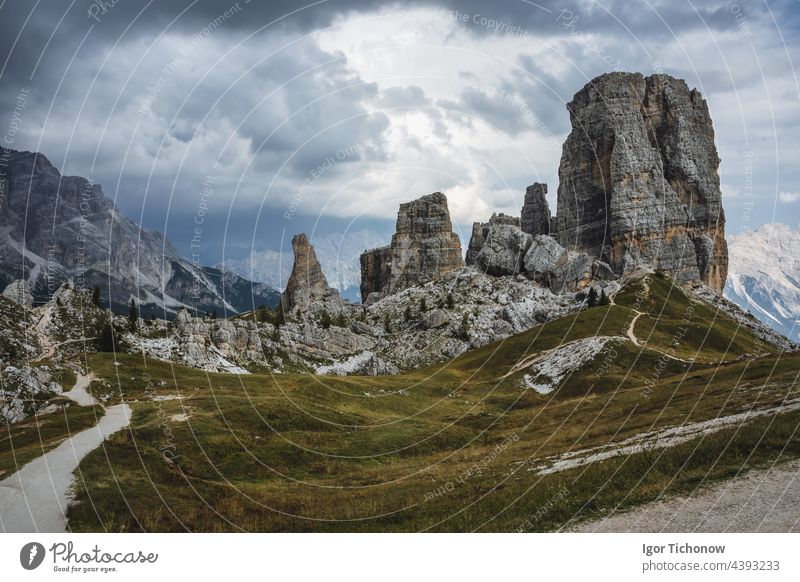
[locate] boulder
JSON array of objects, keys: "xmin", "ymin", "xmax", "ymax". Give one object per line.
[
  {"xmin": 476, "ymin": 224, "xmax": 532, "ymax": 276},
  {"xmin": 421, "ymin": 308, "xmax": 449, "ymax": 329}
]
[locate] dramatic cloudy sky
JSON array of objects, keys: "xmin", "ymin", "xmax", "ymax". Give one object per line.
[{"xmin": 2, "ymin": 0, "xmax": 799, "ymax": 269}]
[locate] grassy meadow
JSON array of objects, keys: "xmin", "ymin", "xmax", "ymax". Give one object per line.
[{"xmin": 45, "ymin": 274, "xmax": 798, "ymax": 531}]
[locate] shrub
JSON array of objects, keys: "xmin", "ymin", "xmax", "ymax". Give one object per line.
[
  {"xmin": 320, "ymin": 310, "xmax": 332, "ymax": 329},
  {"xmin": 586, "ymin": 287, "xmax": 598, "ymax": 308}
]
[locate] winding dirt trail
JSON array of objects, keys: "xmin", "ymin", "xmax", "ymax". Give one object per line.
[
  {"xmin": 0, "ymin": 373, "xmax": 130, "ymax": 532},
  {"xmin": 626, "ymin": 310, "xmax": 644, "ymax": 346}
]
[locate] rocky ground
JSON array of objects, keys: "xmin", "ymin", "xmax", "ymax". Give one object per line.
[{"xmin": 125, "ymin": 266, "xmax": 606, "ymax": 376}]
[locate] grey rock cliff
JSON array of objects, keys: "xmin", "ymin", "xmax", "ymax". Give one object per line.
[
  {"xmin": 466, "ymin": 213, "xmax": 520, "ymax": 266},
  {"xmin": 281, "ymin": 233, "xmax": 339, "ymax": 312},
  {"xmin": 523, "ymin": 235, "xmax": 592, "ymax": 293},
  {"xmin": 554, "ymin": 72, "xmax": 728, "ymax": 293},
  {"xmin": 476, "ymin": 224, "xmax": 531, "ymax": 276},
  {"xmin": 360, "ymin": 192, "xmax": 464, "ymax": 300},
  {"xmin": 0, "ymin": 148, "xmax": 279, "ymax": 315},
  {"xmin": 521, "ymin": 183, "xmax": 551, "ymax": 236}
]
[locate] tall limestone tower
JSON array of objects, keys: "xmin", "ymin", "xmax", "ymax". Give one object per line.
[{"xmin": 554, "ymin": 72, "xmax": 728, "ymax": 293}]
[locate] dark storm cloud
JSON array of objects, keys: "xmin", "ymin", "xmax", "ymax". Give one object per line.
[{"xmin": 2, "ymin": 0, "xmax": 797, "ymax": 257}]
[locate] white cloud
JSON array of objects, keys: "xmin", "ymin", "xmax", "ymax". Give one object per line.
[{"xmin": 779, "ymin": 191, "xmax": 800, "ymax": 203}]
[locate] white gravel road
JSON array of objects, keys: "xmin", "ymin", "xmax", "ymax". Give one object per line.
[
  {"xmin": 0, "ymin": 373, "xmax": 130, "ymax": 532},
  {"xmin": 569, "ymin": 458, "xmax": 800, "ymax": 532}
]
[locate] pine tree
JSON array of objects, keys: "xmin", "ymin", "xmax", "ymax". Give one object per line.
[
  {"xmin": 92, "ymin": 286, "xmax": 101, "ymax": 307},
  {"xmin": 335, "ymin": 313, "xmax": 347, "ymax": 327},
  {"xmin": 420, "ymin": 297, "xmax": 428, "ymax": 312},
  {"xmin": 384, "ymin": 313, "xmax": 392, "ymax": 333},
  {"xmin": 404, "ymin": 305, "xmax": 412, "ymax": 321},
  {"xmin": 598, "ymin": 289, "xmax": 610, "ymax": 306},
  {"xmin": 98, "ymin": 322, "xmax": 117, "ymax": 352},
  {"xmin": 129, "ymin": 299, "xmax": 138, "ymax": 333},
  {"xmin": 586, "ymin": 287, "xmax": 599, "ymax": 308},
  {"xmin": 446, "ymin": 292, "xmax": 455, "ymax": 309},
  {"xmin": 275, "ymin": 303, "xmax": 286, "ymax": 326}
]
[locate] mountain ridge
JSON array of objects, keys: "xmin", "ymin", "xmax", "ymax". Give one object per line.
[{"xmin": 0, "ymin": 147, "xmax": 279, "ymax": 316}]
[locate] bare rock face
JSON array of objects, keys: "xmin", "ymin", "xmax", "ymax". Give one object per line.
[
  {"xmin": 523, "ymin": 235, "xmax": 592, "ymax": 292},
  {"xmin": 476, "ymin": 224, "xmax": 532, "ymax": 276},
  {"xmin": 0, "ymin": 148, "xmax": 279, "ymax": 315},
  {"xmin": 171, "ymin": 308, "xmax": 266, "ymax": 372},
  {"xmin": 282, "ymin": 233, "xmax": 339, "ymax": 312},
  {"xmin": 2, "ymin": 279, "xmax": 33, "ymax": 309},
  {"xmin": 466, "ymin": 213, "xmax": 520, "ymax": 266},
  {"xmin": 554, "ymin": 72, "xmax": 728, "ymax": 293},
  {"xmin": 360, "ymin": 192, "xmax": 464, "ymax": 300},
  {"xmin": 521, "ymin": 183, "xmax": 551, "ymax": 236},
  {"xmin": 359, "ymin": 246, "xmax": 392, "ymax": 303}
]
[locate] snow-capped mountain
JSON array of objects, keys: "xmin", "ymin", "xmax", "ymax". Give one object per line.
[
  {"xmin": 725, "ymin": 223, "xmax": 800, "ymax": 342},
  {"xmin": 219, "ymin": 229, "xmax": 387, "ymax": 301}
]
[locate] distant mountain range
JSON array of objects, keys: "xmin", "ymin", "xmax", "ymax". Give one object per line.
[
  {"xmin": 219, "ymin": 229, "xmax": 387, "ymax": 302},
  {"xmin": 725, "ymin": 223, "xmax": 799, "ymax": 342},
  {"xmin": 0, "ymin": 148, "xmax": 279, "ymax": 316}
]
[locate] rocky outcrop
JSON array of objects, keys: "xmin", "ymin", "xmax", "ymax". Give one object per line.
[
  {"xmin": 359, "ymin": 245, "xmax": 392, "ymax": 303},
  {"xmin": 466, "ymin": 213, "xmax": 520, "ymax": 266},
  {"xmin": 476, "ymin": 224, "xmax": 531, "ymax": 276},
  {"xmin": 554, "ymin": 72, "xmax": 728, "ymax": 293},
  {"xmin": 2, "ymin": 279, "xmax": 33, "ymax": 308},
  {"xmin": 523, "ymin": 235, "xmax": 592, "ymax": 292},
  {"xmin": 144, "ymin": 308, "xmax": 267, "ymax": 373},
  {"xmin": 281, "ymin": 233, "xmax": 339, "ymax": 313},
  {"xmin": 521, "ymin": 183, "xmax": 551, "ymax": 236},
  {"xmin": 360, "ymin": 192, "xmax": 464, "ymax": 300}
]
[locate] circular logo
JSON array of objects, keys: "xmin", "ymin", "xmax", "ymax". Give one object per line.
[{"xmin": 20, "ymin": 542, "xmax": 46, "ymax": 570}]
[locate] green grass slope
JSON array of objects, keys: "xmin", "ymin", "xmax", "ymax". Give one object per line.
[{"xmin": 44, "ymin": 274, "xmax": 800, "ymax": 532}]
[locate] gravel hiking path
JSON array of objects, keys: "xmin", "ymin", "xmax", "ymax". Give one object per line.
[
  {"xmin": 568, "ymin": 458, "xmax": 800, "ymax": 532},
  {"xmin": 0, "ymin": 373, "xmax": 130, "ymax": 532}
]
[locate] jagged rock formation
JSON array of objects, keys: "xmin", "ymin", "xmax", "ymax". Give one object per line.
[
  {"xmin": 554, "ymin": 72, "xmax": 728, "ymax": 293},
  {"xmin": 0, "ymin": 147, "xmax": 279, "ymax": 316},
  {"xmin": 476, "ymin": 224, "xmax": 531, "ymax": 276},
  {"xmin": 466, "ymin": 213, "xmax": 520, "ymax": 266},
  {"xmin": 126, "ymin": 266, "xmax": 590, "ymax": 376},
  {"xmin": 521, "ymin": 183, "xmax": 551, "ymax": 236},
  {"xmin": 360, "ymin": 192, "xmax": 464, "ymax": 301},
  {"xmin": 281, "ymin": 234, "xmax": 339, "ymax": 313},
  {"xmin": 523, "ymin": 235, "xmax": 592, "ymax": 292}
]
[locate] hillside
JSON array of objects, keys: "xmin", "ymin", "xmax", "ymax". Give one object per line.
[{"xmin": 44, "ymin": 272, "xmax": 800, "ymax": 532}]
